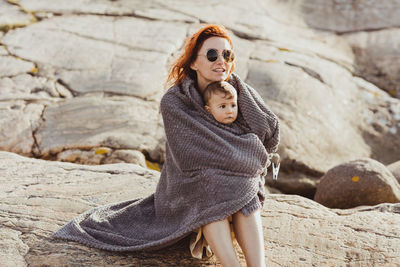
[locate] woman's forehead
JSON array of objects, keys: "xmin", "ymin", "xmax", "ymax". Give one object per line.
[{"xmin": 199, "ymin": 37, "xmax": 231, "ymax": 51}]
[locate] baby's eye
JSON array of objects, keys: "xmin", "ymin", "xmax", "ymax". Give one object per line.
[
  {"xmin": 220, "ymin": 104, "xmax": 226, "ymax": 108},
  {"xmin": 231, "ymin": 104, "xmax": 236, "ymax": 108}
]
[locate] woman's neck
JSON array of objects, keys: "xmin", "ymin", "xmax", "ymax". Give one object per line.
[{"xmin": 196, "ymin": 79, "xmax": 209, "ymax": 95}]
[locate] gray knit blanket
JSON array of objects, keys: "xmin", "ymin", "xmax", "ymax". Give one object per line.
[{"xmin": 53, "ymin": 73, "xmax": 280, "ymax": 251}]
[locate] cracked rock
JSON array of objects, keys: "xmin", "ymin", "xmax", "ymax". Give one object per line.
[
  {"xmin": 0, "ymin": 0, "xmax": 36, "ymax": 30},
  {"xmin": 2, "ymin": 15, "xmax": 187, "ymax": 101},
  {"xmin": 246, "ymin": 50, "xmax": 371, "ymax": 174},
  {"xmin": 1, "ymin": 151, "xmax": 400, "ymax": 266},
  {"xmin": 0, "ymin": 45, "xmax": 8, "ymax": 55},
  {"xmin": 34, "ymin": 96, "xmax": 164, "ymax": 161},
  {"xmin": 0, "ymin": 227, "xmax": 29, "ymax": 267},
  {"xmin": 0, "ymin": 101, "xmax": 44, "ymax": 156},
  {"xmin": 0, "ymin": 55, "xmax": 34, "ymax": 77},
  {"xmin": 0, "ymin": 74, "xmax": 72, "ymax": 100}
]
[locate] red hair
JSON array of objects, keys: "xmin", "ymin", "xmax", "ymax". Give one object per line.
[{"xmin": 166, "ymin": 24, "xmax": 235, "ymax": 88}]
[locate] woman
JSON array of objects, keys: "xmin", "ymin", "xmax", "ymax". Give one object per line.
[
  {"xmin": 164, "ymin": 24, "xmax": 279, "ymax": 267},
  {"xmin": 53, "ymin": 24, "xmax": 279, "ymax": 267}
]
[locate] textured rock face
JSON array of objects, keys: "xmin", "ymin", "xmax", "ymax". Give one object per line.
[
  {"xmin": 1, "ymin": 151, "xmax": 400, "ymax": 267},
  {"xmin": 388, "ymin": 160, "xmax": 400, "ymax": 183},
  {"xmin": 2, "ymin": 15, "xmax": 187, "ymax": 100},
  {"xmin": 0, "ymin": 0, "xmax": 36, "ymax": 30},
  {"xmin": 343, "ymin": 29, "xmax": 400, "ymax": 99},
  {"xmin": 34, "ymin": 96, "xmax": 164, "ymax": 160},
  {"xmin": 314, "ymin": 158, "xmax": 400, "ymax": 209},
  {"xmin": 298, "ymin": 0, "xmax": 400, "ymax": 32},
  {"xmin": 295, "ymin": 0, "xmax": 400, "ymax": 99},
  {"xmin": 1, "ymin": 0, "xmax": 400, "ymax": 198}
]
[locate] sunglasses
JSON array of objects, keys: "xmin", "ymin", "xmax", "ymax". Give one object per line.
[{"xmin": 198, "ymin": 49, "xmax": 235, "ymax": 63}]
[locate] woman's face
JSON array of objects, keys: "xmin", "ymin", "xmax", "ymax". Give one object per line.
[{"xmin": 190, "ymin": 37, "xmax": 233, "ymax": 92}]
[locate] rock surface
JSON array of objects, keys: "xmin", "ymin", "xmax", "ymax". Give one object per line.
[
  {"xmin": 314, "ymin": 158, "xmax": 400, "ymax": 209},
  {"xmin": 1, "ymin": 151, "xmax": 400, "ymax": 267},
  {"xmin": 344, "ymin": 29, "xmax": 400, "ymax": 99},
  {"xmin": 34, "ymin": 95, "xmax": 165, "ymax": 161},
  {"xmin": 388, "ymin": 160, "xmax": 400, "ymax": 184},
  {"xmin": 0, "ymin": 0, "xmax": 36, "ymax": 30},
  {"xmin": 297, "ymin": 0, "xmax": 400, "ymax": 33},
  {"xmin": 1, "ymin": 0, "xmax": 400, "ymax": 198}
]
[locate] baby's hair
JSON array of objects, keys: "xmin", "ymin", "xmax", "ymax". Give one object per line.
[{"xmin": 203, "ymin": 81, "xmax": 237, "ymax": 104}]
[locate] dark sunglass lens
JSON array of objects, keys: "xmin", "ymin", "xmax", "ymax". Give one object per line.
[
  {"xmin": 206, "ymin": 49, "xmax": 218, "ymax": 62},
  {"xmin": 223, "ymin": 50, "xmax": 234, "ymax": 63}
]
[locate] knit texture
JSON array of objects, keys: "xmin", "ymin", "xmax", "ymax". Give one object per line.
[{"xmin": 52, "ymin": 73, "xmax": 280, "ymax": 252}]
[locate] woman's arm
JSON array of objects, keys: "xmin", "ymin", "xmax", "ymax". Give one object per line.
[{"xmin": 240, "ymin": 83, "xmax": 280, "ymax": 154}]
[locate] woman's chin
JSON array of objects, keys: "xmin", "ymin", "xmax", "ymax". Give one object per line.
[{"xmin": 211, "ymin": 72, "xmax": 227, "ymax": 81}]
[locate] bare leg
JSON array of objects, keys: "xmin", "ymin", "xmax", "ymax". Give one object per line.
[
  {"xmin": 202, "ymin": 218, "xmax": 241, "ymax": 267},
  {"xmin": 232, "ymin": 209, "xmax": 266, "ymax": 267}
]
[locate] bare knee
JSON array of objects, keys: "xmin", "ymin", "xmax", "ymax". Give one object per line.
[
  {"xmin": 232, "ymin": 210, "xmax": 266, "ymax": 267},
  {"xmin": 202, "ymin": 219, "xmax": 240, "ymax": 267}
]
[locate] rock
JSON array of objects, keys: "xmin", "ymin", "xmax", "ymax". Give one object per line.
[
  {"xmin": 1, "ymin": 151, "xmax": 400, "ymax": 266},
  {"xmin": 388, "ymin": 161, "xmax": 400, "ymax": 183},
  {"xmin": 34, "ymin": 96, "xmax": 164, "ymax": 161},
  {"xmin": 247, "ymin": 43, "xmax": 371, "ymax": 174},
  {"xmin": 2, "ymin": 15, "xmax": 187, "ymax": 101},
  {"xmin": 0, "ymin": 74, "xmax": 72, "ymax": 101},
  {"xmin": 245, "ymin": 40, "xmax": 400, "ymax": 195},
  {"xmin": 18, "ymin": 0, "xmax": 197, "ymax": 23},
  {"xmin": 354, "ymin": 77, "xmax": 400, "ymax": 163},
  {"xmin": 266, "ymin": 172, "xmax": 319, "ymax": 199},
  {"xmin": 298, "ymin": 0, "xmax": 400, "ymax": 32},
  {"xmin": 0, "ymin": 0, "xmax": 36, "ymax": 30},
  {"xmin": 0, "ymin": 55, "xmax": 34, "ymax": 77},
  {"xmin": 103, "ymin": 149, "xmax": 146, "ymax": 167},
  {"xmin": 56, "ymin": 148, "xmax": 147, "ymax": 167},
  {"xmin": 314, "ymin": 158, "xmax": 400, "ymax": 209},
  {"xmin": 134, "ymin": 8, "xmax": 198, "ymax": 23},
  {"xmin": 1, "ymin": 0, "xmax": 400, "ymax": 197},
  {"xmin": 18, "ymin": 0, "xmax": 135, "ymax": 15},
  {"xmin": 0, "ymin": 45, "xmax": 7, "ymax": 55},
  {"xmin": 0, "ymin": 101, "xmax": 44, "ymax": 156},
  {"xmin": 56, "ymin": 148, "xmax": 110, "ymax": 165},
  {"xmin": 0, "ymin": 227, "xmax": 29, "ymax": 267},
  {"xmin": 343, "ymin": 29, "xmax": 400, "ymax": 99}
]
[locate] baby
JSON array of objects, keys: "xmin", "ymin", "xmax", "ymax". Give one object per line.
[
  {"xmin": 203, "ymin": 81, "xmax": 238, "ymax": 125},
  {"xmin": 204, "ymin": 81, "xmax": 280, "ymax": 180}
]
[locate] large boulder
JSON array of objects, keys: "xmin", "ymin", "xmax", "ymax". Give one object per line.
[
  {"xmin": 314, "ymin": 158, "xmax": 400, "ymax": 209},
  {"xmin": 1, "ymin": 151, "xmax": 400, "ymax": 266}
]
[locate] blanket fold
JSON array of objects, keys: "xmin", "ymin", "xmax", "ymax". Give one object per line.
[{"xmin": 53, "ymin": 73, "xmax": 280, "ymax": 252}]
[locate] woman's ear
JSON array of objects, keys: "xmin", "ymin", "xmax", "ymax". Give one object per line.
[{"xmin": 190, "ymin": 61, "xmax": 198, "ymax": 71}]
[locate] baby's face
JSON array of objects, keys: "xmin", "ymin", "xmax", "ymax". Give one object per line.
[{"xmin": 205, "ymin": 91, "xmax": 238, "ymax": 124}]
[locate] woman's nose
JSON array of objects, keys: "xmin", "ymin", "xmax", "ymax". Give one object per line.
[{"xmin": 215, "ymin": 54, "xmax": 224, "ymax": 64}]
